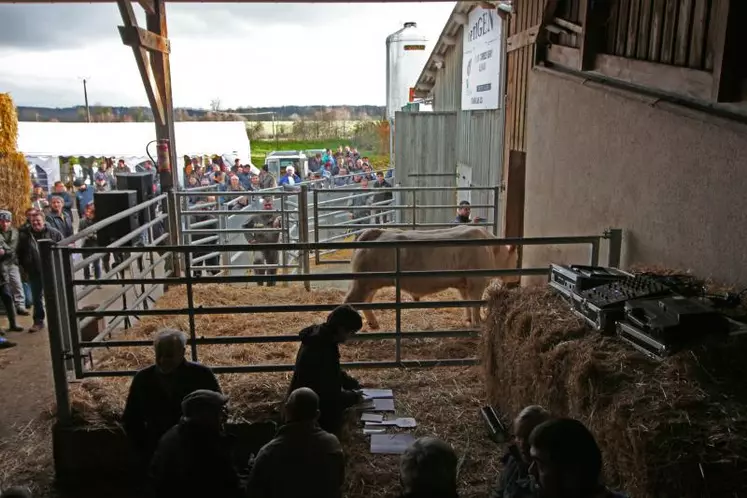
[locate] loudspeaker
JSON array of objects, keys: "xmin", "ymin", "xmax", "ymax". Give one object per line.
[
  {"xmin": 94, "ymin": 190, "xmax": 139, "ymax": 247},
  {"xmin": 116, "ymin": 172, "xmax": 156, "ymax": 226},
  {"xmin": 116, "ymin": 172, "xmax": 154, "ymax": 204}
]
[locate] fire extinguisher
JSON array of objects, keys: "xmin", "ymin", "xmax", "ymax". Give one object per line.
[{"xmin": 157, "ymin": 139, "xmax": 171, "ymax": 173}]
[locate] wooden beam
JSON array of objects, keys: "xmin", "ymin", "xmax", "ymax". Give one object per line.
[
  {"xmin": 707, "ymin": 0, "xmax": 740, "ymax": 102},
  {"xmin": 136, "ymin": 0, "xmax": 154, "ymax": 15},
  {"xmin": 552, "ymin": 17, "xmax": 582, "ymax": 34},
  {"xmin": 547, "ymin": 44, "xmax": 580, "ymax": 67},
  {"xmin": 578, "ymin": 0, "xmax": 609, "ymax": 71},
  {"xmin": 116, "ymin": 0, "xmax": 165, "ymax": 127},
  {"xmin": 506, "ymin": 24, "xmax": 540, "ymax": 53},
  {"xmin": 146, "ymin": 0, "xmax": 177, "ymax": 191},
  {"xmin": 503, "ymin": 150, "xmax": 526, "ymax": 239},
  {"xmin": 535, "ymin": 0, "xmax": 561, "ymax": 64},
  {"xmin": 546, "ymin": 45, "xmax": 713, "ymax": 101},
  {"xmin": 118, "ymin": 25, "xmax": 170, "ymax": 53}
]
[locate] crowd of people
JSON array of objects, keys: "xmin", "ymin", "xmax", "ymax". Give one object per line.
[{"xmin": 0, "ymin": 305, "xmax": 627, "ymax": 497}]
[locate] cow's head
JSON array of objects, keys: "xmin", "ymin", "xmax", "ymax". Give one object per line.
[
  {"xmin": 243, "ymin": 217, "xmax": 282, "ymax": 245},
  {"xmin": 494, "ymin": 244, "xmax": 520, "ymax": 287}
]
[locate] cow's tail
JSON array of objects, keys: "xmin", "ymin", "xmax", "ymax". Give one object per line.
[{"xmin": 356, "ymin": 228, "xmax": 385, "ymax": 242}]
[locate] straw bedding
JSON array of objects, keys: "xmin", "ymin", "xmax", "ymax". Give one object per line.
[
  {"xmin": 66, "ymin": 283, "xmax": 499, "ymax": 498},
  {"xmin": 483, "ymin": 282, "xmax": 747, "ymax": 498}
]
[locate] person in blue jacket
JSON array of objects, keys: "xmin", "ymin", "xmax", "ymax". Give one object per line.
[{"xmin": 278, "ymin": 165, "xmax": 302, "ymax": 187}]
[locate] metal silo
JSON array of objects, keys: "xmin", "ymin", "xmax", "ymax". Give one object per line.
[{"xmin": 386, "ymin": 22, "xmax": 429, "ymax": 120}]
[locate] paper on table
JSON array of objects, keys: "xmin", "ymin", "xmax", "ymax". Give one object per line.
[
  {"xmin": 361, "ymin": 412, "xmax": 384, "ymax": 423},
  {"xmin": 372, "ymin": 398, "xmax": 395, "ymax": 412},
  {"xmin": 370, "ymin": 434, "xmax": 416, "ymax": 454},
  {"xmin": 367, "ymin": 417, "xmax": 417, "ymax": 428},
  {"xmin": 361, "ymin": 388, "xmax": 394, "ymax": 399}
]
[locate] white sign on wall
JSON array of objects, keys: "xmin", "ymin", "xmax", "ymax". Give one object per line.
[{"xmin": 462, "ymin": 7, "xmax": 503, "ymax": 111}]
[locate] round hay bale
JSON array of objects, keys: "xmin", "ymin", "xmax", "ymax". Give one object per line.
[{"xmin": 482, "ymin": 283, "xmax": 747, "ymax": 497}]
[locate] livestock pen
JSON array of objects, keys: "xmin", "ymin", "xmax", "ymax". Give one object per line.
[{"xmin": 27, "ymin": 193, "xmax": 621, "ymax": 497}]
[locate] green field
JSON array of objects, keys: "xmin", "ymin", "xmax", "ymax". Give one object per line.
[{"xmin": 250, "ymin": 140, "xmax": 388, "ymax": 169}]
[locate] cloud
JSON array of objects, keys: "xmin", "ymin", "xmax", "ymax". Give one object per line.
[{"xmin": 0, "ymin": 2, "xmax": 456, "ymax": 107}]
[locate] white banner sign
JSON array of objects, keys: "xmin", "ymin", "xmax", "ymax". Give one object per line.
[{"xmin": 462, "ymin": 7, "xmax": 503, "ymax": 111}]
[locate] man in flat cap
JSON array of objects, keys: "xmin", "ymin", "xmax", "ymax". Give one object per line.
[
  {"xmin": 287, "ymin": 305, "xmax": 365, "ymax": 436},
  {"xmin": 150, "ymin": 389, "xmax": 243, "ymax": 498},
  {"xmin": 245, "ymin": 387, "xmax": 345, "ymax": 498},
  {"xmin": 0, "ymin": 211, "xmax": 23, "ymax": 335},
  {"xmin": 123, "ymin": 329, "xmax": 221, "ymax": 469}
]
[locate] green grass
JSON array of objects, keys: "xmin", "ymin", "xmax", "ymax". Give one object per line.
[{"xmin": 249, "ymin": 140, "xmax": 387, "ymax": 169}]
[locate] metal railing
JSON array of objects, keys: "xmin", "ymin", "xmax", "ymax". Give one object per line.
[
  {"xmin": 311, "ymin": 185, "xmax": 502, "ymax": 264},
  {"xmin": 43, "ymin": 228, "xmax": 622, "ymax": 424}
]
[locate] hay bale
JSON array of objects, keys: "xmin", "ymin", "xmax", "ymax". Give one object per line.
[
  {"xmin": 482, "ymin": 284, "xmax": 747, "ymax": 497},
  {"xmin": 0, "ymin": 93, "xmax": 31, "ymax": 225}
]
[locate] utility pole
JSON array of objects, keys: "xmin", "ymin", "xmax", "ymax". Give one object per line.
[{"xmin": 81, "ymin": 78, "xmax": 91, "ymax": 122}]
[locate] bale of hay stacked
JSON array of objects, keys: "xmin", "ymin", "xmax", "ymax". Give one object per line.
[
  {"xmin": 482, "ymin": 284, "xmax": 747, "ymax": 497},
  {"xmin": 0, "ymin": 93, "xmax": 31, "ymax": 224}
]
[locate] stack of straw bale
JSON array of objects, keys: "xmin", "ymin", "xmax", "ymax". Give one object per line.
[
  {"xmin": 482, "ymin": 283, "xmax": 747, "ymax": 497},
  {"xmin": 0, "ymin": 93, "xmax": 31, "ymax": 225}
]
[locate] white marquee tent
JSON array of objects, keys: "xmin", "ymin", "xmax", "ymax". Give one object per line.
[{"xmin": 17, "ymin": 121, "xmax": 253, "ymax": 189}]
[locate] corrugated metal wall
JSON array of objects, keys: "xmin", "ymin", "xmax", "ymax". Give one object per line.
[
  {"xmin": 394, "ymin": 111, "xmax": 458, "ymax": 225},
  {"xmin": 428, "ymin": 22, "xmax": 504, "ymax": 229},
  {"xmin": 432, "ymin": 32, "xmax": 464, "ymax": 112},
  {"xmin": 456, "ymin": 110, "xmax": 503, "ymax": 222}
]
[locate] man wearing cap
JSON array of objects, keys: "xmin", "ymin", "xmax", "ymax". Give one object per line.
[
  {"xmin": 123, "ymin": 329, "xmax": 222, "ymax": 468},
  {"xmin": 0, "ymin": 211, "xmax": 24, "ymax": 335},
  {"xmin": 0, "ymin": 210, "xmax": 28, "ymax": 317},
  {"xmin": 454, "ymin": 201, "xmax": 472, "ymax": 224},
  {"xmin": 150, "ymin": 389, "xmax": 243, "ymax": 498},
  {"xmin": 259, "ymin": 165, "xmax": 277, "ymax": 190},
  {"xmin": 245, "ymin": 387, "xmax": 345, "ymax": 498},
  {"xmin": 287, "ymin": 305, "xmax": 365, "ymax": 435}
]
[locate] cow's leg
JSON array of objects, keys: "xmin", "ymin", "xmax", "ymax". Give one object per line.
[
  {"xmin": 457, "ymin": 288, "xmax": 473, "ymax": 326},
  {"xmin": 465, "ymin": 283, "xmax": 486, "ymax": 327},
  {"xmin": 344, "ymin": 283, "xmax": 380, "ymax": 329}
]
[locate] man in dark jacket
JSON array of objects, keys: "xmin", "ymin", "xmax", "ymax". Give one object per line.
[
  {"xmin": 123, "ymin": 329, "xmax": 222, "ymax": 468},
  {"xmin": 150, "ymin": 389, "xmax": 243, "ymax": 498},
  {"xmin": 242, "ymin": 198, "xmax": 282, "ymax": 287},
  {"xmin": 245, "ymin": 387, "xmax": 345, "ymax": 498},
  {"xmin": 46, "ymin": 181, "xmax": 74, "ymax": 218},
  {"xmin": 74, "ymin": 181, "xmax": 94, "ymax": 214},
  {"xmin": 17, "ymin": 209, "xmax": 63, "ymax": 333},
  {"xmin": 0, "ymin": 211, "xmax": 23, "ymax": 334},
  {"xmin": 490, "ymin": 405, "xmax": 551, "ymax": 498},
  {"xmin": 45, "ymin": 196, "xmax": 74, "ymax": 239},
  {"xmin": 529, "ymin": 418, "xmax": 628, "ymax": 498},
  {"xmin": 372, "ymin": 171, "xmax": 392, "ymax": 224},
  {"xmin": 399, "ymin": 437, "xmax": 459, "ymax": 498},
  {"xmin": 287, "ymin": 305, "xmax": 364, "ymax": 435}
]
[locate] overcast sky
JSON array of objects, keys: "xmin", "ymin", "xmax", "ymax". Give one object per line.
[{"xmin": 0, "ymin": 2, "xmax": 454, "ymax": 109}]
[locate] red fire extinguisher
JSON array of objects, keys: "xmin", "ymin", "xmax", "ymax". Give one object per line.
[{"xmin": 157, "ymin": 139, "xmax": 171, "ymax": 173}]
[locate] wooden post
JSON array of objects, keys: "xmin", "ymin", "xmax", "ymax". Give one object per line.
[
  {"xmin": 578, "ymin": 0, "xmax": 610, "ymax": 71},
  {"xmin": 535, "ymin": 0, "xmax": 561, "ymax": 65},
  {"xmin": 707, "ymin": 0, "xmax": 741, "ymax": 102},
  {"xmin": 503, "ymin": 151, "xmax": 526, "ymax": 268}
]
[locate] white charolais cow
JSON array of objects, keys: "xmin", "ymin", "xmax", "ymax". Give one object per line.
[{"xmin": 343, "ymin": 225, "xmax": 519, "ymax": 329}]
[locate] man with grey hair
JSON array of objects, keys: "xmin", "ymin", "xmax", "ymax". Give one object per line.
[
  {"xmin": 399, "ymin": 437, "xmax": 459, "ymax": 498},
  {"xmin": 245, "ymin": 387, "xmax": 345, "ymax": 498},
  {"xmin": 123, "ymin": 329, "xmax": 221, "ymax": 468},
  {"xmin": 490, "ymin": 405, "xmax": 552, "ymax": 498}
]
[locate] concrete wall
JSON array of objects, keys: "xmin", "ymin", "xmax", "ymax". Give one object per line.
[{"xmin": 523, "ymin": 69, "xmax": 747, "ymax": 286}]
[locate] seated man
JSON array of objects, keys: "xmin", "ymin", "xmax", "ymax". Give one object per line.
[
  {"xmin": 123, "ymin": 329, "xmax": 221, "ymax": 466},
  {"xmin": 529, "ymin": 418, "xmax": 628, "ymax": 498},
  {"xmin": 287, "ymin": 305, "xmax": 364, "ymax": 435},
  {"xmin": 150, "ymin": 390, "xmax": 243, "ymax": 498},
  {"xmin": 490, "ymin": 405, "xmax": 551, "ymax": 498},
  {"xmin": 245, "ymin": 387, "xmax": 345, "ymax": 498},
  {"xmin": 399, "ymin": 437, "xmax": 459, "ymax": 498}
]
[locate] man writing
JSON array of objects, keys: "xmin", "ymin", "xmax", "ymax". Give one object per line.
[{"xmin": 287, "ymin": 305, "xmax": 364, "ymax": 435}]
